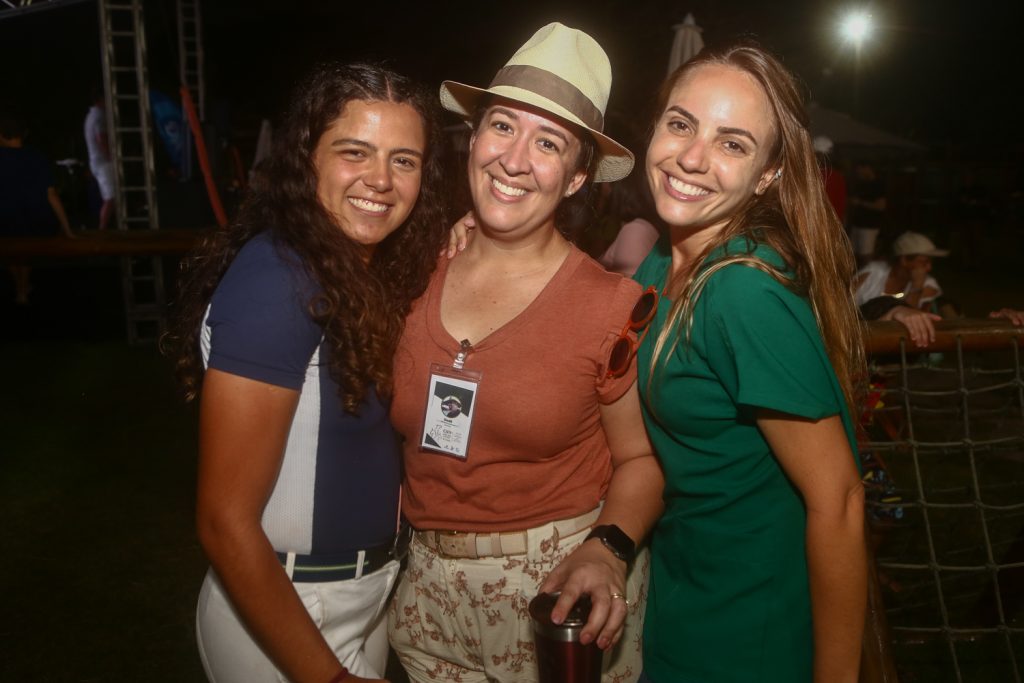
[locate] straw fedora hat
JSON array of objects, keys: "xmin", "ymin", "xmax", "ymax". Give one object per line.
[{"xmin": 439, "ymin": 22, "xmax": 634, "ymax": 183}]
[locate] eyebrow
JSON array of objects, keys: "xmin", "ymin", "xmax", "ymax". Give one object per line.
[
  {"xmin": 330, "ymin": 137, "xmax": 423, "ymax": 158},
  {"xmin": 666, "ymin": 106, "xmax": 759, "ymax": 145},
  {"xmin": 718, "ymin": 126, "xmax": 758, "ymax": 145},
  {"xmin": 490, "ymin": 106, "xmax": 571, "ymax": 146}
]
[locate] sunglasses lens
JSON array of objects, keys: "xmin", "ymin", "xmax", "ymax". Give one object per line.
[
  {"xmin": 608, "ymin": 337, "xmax": 631, "ymax": 377},
  {"xmin": 630, "ymin": 290, "xmax": 657, "ymax": 326}
]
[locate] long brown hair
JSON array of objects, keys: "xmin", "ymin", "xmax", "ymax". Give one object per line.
[
  {"xmin": 164, "ymin": 62, "xmax": 449, "ymax": 413},
  {"xmin": 647, "ymin": 42, "xmax": 864, "ymax": 416}
]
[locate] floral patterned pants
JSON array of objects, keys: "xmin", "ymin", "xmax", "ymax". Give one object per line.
[{"xmin": 388, "ymin": 519, "xmax": 649, "ymax": 683}]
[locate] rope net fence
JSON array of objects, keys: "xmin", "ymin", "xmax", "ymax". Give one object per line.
[{"xmin": 863, "ymin": 320, "xmax": 1024, "ymax": 682}]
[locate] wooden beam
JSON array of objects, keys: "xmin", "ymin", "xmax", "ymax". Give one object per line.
[
  {"xmin": 0, "ymin": 229, "xmax": 205, "ymax": 258},
  {"xmin": 865, "ymin": 319, "xmax": 1023, "ymax": 354}
]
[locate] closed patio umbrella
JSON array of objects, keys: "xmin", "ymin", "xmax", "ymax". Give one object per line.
[{"xmin": 667, "ymin": 13, "xmax": 704, "ymax": 74}]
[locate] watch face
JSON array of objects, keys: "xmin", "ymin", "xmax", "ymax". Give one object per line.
[{"xmin": 587, "ymin": 524, "xmax": 635, "ymax": 562}]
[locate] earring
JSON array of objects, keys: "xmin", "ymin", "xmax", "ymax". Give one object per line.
[{"xmin": 774, "ymin": 169, "xmax": 783, "ymax": 179}]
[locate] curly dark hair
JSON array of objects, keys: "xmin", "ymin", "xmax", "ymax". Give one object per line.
[{"xmin": 164, "ymin": 62, "xmax": 449, "ymax": 413}]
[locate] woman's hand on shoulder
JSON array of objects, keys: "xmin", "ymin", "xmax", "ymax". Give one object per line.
[
  {"xmin": 443, "ymin": 211, "xmax": 477, "ymax": 258},
  {"xmin": 537, "ymin": 540, "xmax": 628, "ymax": 651}
]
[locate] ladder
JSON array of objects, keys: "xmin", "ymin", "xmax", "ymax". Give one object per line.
[
  {"xmin": 97, "ymin": 0, "xmax": 163, "ymax": 344},
  {"xmin": 177, "ymin": 0, "xmax": 205, "ymax": 120},
  {"xmin": 176, "ymin": 0, "xmax": 204, "ymax": 181}
]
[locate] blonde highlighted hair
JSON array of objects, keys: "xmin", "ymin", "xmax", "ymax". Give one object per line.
[{"xmin": 647, "ymin": 41, "xmax": 865, "ymax": 417}]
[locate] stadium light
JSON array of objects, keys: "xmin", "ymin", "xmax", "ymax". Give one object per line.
[{"xmin": 841, "ymin": 11, "xmax": 873, "ymax": 46}]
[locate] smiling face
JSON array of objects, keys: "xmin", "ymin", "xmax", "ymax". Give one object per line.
[
  {"xmin": 647, "ymin": 64, "xmax": 780, "ymax": 241},
  {"xmin": 312, "ymin": 99, "xmax": 425, "ymax": 257},
  {"xmin": 467, "ymin": 101, "xmax": 588, "ymax": 241}
]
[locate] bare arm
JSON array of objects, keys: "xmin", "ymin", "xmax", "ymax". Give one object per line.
[
  {"xmin": 46, "ymin": 187, "xmax": 74, "ymax": 238},
  {"xmin": 758, "ymin": 411, "xmax": 866, "ymax": 683},
  {"xmin": 197, "ymin": 369, "xmax": 385, "ymax": 683},
  {"xmin": 539, "ymin": 381, "xmax": 665, "ymax": 650},
  {"xmin": 599, "ymin": 219, "xmax": 659, "ymax": 277},
  {"xmin": 881, "ymin": 305, "xmax": 940, "ymax": 347},
  {"xmin": 989, "ymin": 308, "xmax": 1024, "ymax": 326}
]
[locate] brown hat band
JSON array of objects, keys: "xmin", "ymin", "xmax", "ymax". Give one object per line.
[{"xmin": 489, "ymin": 64, "xmax": 604, "ymax": 132}]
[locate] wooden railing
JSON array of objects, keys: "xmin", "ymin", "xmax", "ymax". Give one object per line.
[{"xmin": 0, "ymin": 228, "xmax": 205, "ymax": 258}]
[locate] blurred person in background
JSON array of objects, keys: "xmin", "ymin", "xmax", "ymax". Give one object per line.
[
  {"xmin": 813, "ymin": 136, "xmax": 846, "ymax": 225},
  {"xmin": 848, "ymin": 161, "xmax": 887, "ymax": 267},
  {"xmin": 83, "ymin": 88, "xmax": 115, "ymax": 229},
  {"xmin": 597, "ymin": 160, "xmax": 663, "ymax": 277},
  {"xmin": 0, "ymin": 112, "xmax": 75, "ymax": 305}
]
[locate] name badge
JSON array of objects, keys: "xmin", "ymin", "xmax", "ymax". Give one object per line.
[{"xmin": 420, "ymin": 339, "xmax": 481, "ymax": 459}]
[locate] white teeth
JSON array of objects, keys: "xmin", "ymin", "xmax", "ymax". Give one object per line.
[
  {"xmin": 667, "ymin": 176, "xmax": 711, "ymax": 196},
  {"xmin": 348, "ymin": 197, "xmax": 389, "ymax": 213},
  {"xmin": 491, "ymin": 177, "xmax": 527, "ymax": 197}
]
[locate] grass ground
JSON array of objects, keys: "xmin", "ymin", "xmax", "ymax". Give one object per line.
[{"xmin": 0, "ymin": 337, "xmax": 206, "ymax": 682}]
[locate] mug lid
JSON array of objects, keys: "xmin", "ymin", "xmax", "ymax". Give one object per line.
[{"xmin": 529, "ymin": 592, "xmax": 592, "ymax": 639}]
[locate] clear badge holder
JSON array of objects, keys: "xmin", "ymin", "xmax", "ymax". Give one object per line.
[{"xmin": 420, "ymin": 339, "xmax": 481, "ymax": 459}]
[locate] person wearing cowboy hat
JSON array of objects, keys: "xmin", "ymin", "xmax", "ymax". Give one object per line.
[
  {"xmin": 387, "ymin": 22, "xmax": 663, "ymax": 683},
  {"xmin": 855, "ymin": 231, "xmax": 949, "ymax": 312},
  {"xmin": 856, "ymin": 231, "xmax": 1024, "ymax": 346}
]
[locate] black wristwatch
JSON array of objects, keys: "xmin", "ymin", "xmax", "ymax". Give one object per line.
[{"xmin": 584, "ymin": 524, "xmax": 636, "ymax": 563}]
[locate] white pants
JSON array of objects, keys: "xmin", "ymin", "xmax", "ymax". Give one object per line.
[
  {"xmin": 89, "ymin": 160, "xmax": 115, "ymax": 200},
  {"xmin": 197, "ymin": 561, "xmax": 400, "ymax": 683}
]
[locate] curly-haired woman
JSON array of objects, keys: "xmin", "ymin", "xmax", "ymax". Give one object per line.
[{"xmin": 165, "ymin": 62, "xmax": 448, "ymax": 683}]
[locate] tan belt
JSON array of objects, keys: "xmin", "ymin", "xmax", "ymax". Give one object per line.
[{"xmin": 415, "ymin": 506, "xmax": 602, "ymax": 559}]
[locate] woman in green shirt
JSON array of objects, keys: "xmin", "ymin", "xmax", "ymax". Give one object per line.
[{"xmin": 633, "ymin": 42, "xmax": 867, "ymax": 683}]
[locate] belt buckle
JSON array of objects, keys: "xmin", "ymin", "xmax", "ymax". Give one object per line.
[{"xmin": 437, "ymin": 530, "xmax": 470, "ymax": 558}]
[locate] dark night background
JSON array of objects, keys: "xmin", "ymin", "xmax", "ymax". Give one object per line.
[
  {"xmin": 2, "ymin": 3, "xmax": 1023, "ymax": 681},
  {"xmin": 3, "ymin": 0, "xmax": 1023, "ymax": 167}
]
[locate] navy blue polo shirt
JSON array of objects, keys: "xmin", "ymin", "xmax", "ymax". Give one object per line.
[{"xmin": 201, "ymin": 232, "xmax": 401, "ymax": 555}]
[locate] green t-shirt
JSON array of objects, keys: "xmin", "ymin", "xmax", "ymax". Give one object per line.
[{"xmin": 634, "ymin": 236, "xmax": 857, "ymax": 683}]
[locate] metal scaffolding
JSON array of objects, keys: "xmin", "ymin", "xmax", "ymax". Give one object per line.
[
  {"xmin": 97, "ymin": 0, "xmax": 164, "ymax": 343},
  {"xmin": 0, "ymin": 0, "xmax": 91, "ymax": 20},
  {"xmin": 4, "ymin": 0, "xmax": 207, "ymax": 343}
]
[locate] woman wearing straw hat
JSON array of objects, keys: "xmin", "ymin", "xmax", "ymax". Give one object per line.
[{"xmin": 388, "ymin": 23, "xmax": 664, "ymax": 683}]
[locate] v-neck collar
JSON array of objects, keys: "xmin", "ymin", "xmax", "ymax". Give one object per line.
[{"xmin": 425, "ymin": 246, "xmax": 586, "ymax": 355}]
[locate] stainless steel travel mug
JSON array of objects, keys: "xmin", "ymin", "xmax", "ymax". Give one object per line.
[{"xmin": 529, "ymin": 592, "xmax": 603, "ymax": 683}]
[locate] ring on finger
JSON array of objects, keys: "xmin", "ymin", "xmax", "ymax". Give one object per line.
[{"xmin": 610, "ymin": 592, "xmax": 630, "ymax": 607}]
